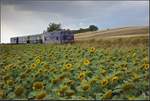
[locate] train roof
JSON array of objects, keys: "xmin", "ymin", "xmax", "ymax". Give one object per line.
[
  {"xmin": 11, "ymin": 30, "xmax": 72, "ymax": 39},
  {"xmin": 11, "ymin": 33, "xmax": 43, "ymax": 39}
]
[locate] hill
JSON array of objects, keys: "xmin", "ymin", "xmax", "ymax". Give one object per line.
[{"xmin": 74, "ymin": 26, "xmax": 149, "ymax": 41}]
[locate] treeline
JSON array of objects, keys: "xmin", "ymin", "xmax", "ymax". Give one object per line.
[
  {"xmin": 71, "ymin": 25, "xmax": 98, "ymax": 34},
  {"xmin": 45, "ymin": 23, "xmax": 99, "ymax": 34}
]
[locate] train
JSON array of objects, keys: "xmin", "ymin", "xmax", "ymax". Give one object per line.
[{"xmin": 10, "ymin": 30, "xmax": 74, "ymax": 44}]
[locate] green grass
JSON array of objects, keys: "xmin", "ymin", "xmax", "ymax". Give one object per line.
[{"xmin": 74, "ymin": 36, "xmax": 149, "ymax": 48}]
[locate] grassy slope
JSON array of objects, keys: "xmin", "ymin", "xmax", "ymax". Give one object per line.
[
  {"xmin": 75, "ymin": 26, "xmax": 149, "ymax": 41},
  {"xmin": 73, "ymin": 26, "xmax": 149, "ymax": 48}
]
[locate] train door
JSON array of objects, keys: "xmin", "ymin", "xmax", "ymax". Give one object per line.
[
  {"xmin": 16, "ymin": 37, "xmax": 18, "ymax": 44},
  {"xmin": 27, "ymin": 36, "xmax": 30, "ymax": 43}
]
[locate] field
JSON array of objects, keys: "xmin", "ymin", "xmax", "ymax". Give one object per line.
[
  {"xmin": 75, "ymin": 26, "xmax": 148, "ymax": 41},
  {"xmin": 0, "ymin": 26, "xmax": 149, "ymax": 100}
]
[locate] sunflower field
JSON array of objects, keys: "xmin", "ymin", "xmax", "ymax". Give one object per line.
[{"xmin": 0, "ymin": 44, "xmax": 149, "ymax": 100}]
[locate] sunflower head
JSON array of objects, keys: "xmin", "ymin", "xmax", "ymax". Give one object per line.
[
  {"xmin": 78, "ymin": 72, "xmax": 86, "ymax": 81},
  {"xmin": 111, "ymin": 76, "xmax": 119, "ymax": 83},
  {"xmin": 65, "ymin": 63, "xmax": 73, "ymax": 70},
  {"xmin": 132, "ymin": 73, "xmax": 140, "ymax": 81},
  {"xmin": 14, "ymin": 85, "xmax": 24, "ymax": 96},
  {"xmin": 83, "ymin": 59, "xmax": 90, "ymax": 65},
  {"xmin": 121, "ymin": 67, "xmax": 128, "ymax": 71},
  {"xmin": 67, "ymin": 80, "xmax": 75, "ymax": 85},
  {"xmin": 44, "ymin": 64, "xmax": 49, "ymax": 69},
  {"xmin": 89, "ymin": 47, "xmax": 96, "ymax": 53},
  {"xmin": 31, "ymin": 63, "xmax": 36, "ymax": 69},
  {"xmin": 100, "ymin": 79, "xmax": 109, "ymax": 86},
  {"xmin": 25, "ymin": 68, "xmax": 31, "ymax": 73},
  {"xmin": 49, "ymin": 53, "xmax": 53, "ymax": 58},
  {"xmin": 102, "ymin": 90, "xmax": 113, "ymax": 99},
  {"xmin": 35, "ymin": 91, "xmax": 47, "ymax": 99},
  {"xmin": 101, "ymin": 69, "xmax": 107, "ymax": 75},
  {"xmin": 90, "ymin": 78, "xmax": 97, "ymax": 85},
  {"xmin": 35, "ymin": 58, "xmax": 41, "ymax": 64},
  {"xmin": 127, "ymin": 96, "xmax": 136, "ymax": 100},
  {"xmin": 0, "ymin": 90, "xmax": 4, "ymax": 98},
  {"xmin": 143, "ymin": 63, "xmax": 149, "ymax": 70},
  {"xmin": 122, "ymin": 82, "xmax": 134, "ymax": 91},
  {"xmin": 20, "ymin": 73, "xmax": 26, "ymax": 79},
  {"xmin": 59, "ymin": 85, "xmax": 69, "ymax": 94},
  {"xmin": 52, "ymin": 78, "xmax": 59, "ymax": 84},
  {"xmin": 37, "ymin": 69, "xmax": 44, "ymax": 75},
  {"xmin": 82, "ymin": 84, "xmax": 91, "ymax": 92},
  {"xmin": 65, "ymin": 89, "xmax": 75, "ymax": 97},
  {"xmin": 3, "ymin": 75, "xmax": 10, "ymax": 81},
  {"xmin": 32, "ymin": 82, "xmax": 44, "ymax": 90},
  {"xmin": 6, "ymin": 79, "xmax": 14, "ymax": 86},
  {"xmin": 59, "ymin": 75, "xmax": 65, "ymax": 81}
]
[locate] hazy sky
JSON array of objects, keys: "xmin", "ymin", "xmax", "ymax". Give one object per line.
[{"xmin": 1, "ymin": 0, "xmax": 149, "ymax": 43}]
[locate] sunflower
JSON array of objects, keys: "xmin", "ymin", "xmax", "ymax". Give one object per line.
[
  {"xmin": 67, "ymin": 80, "xmax": 75, "ymax": 85},
  {"xmin": 6, "ymin": 79, "xmax": 14, "ymax": 86},
  {"xmin": 100, "ymin": 79, "xmax": 109, "ymax": 86},
  {"xmin": 143, "ymin": 63, "xmax": 149, "ymax": 70},
  {"xmin": 101, "ymin": 69, "xmax": 107, "ymax": 75},
  {"xmin": 35, "ymin": 91, "xmax": 47, "ymax": 99},
  {"xmin": 121, "ymin": 67, "xmax": 128, "ymax": 71},
  {"xmin": 89, "ymin": 47, "xmax": 96, "ymax": 53},
  {"xmin": 111, "ymin": 76, "xmax": 119, "ymax": 83},
  {"xmin": 102, "ymin": 90, "xmax": 113, "ymax": 99},
  {"xmin": 49, "ymin": 67, "xmax": 57, "ymax": 72},
  {"xmin": 3, "ymin": 75, "xmax": 10, "ymax": 81},
  {"xmin": 20, "ymin": 73, "xmax": 26, "ymax": 79},
  {"xmin": 25, "ymin": 68, "xmax": 31, "ymax": 73},
  {"xmin": 78, "ymin": 72, "xmax": 86, "ymax": 81},
  {"xmin": 83, "ymin": 59, "xmax": 90, "ymax": 65},
  {"xmin": 44, "ymin": 64, "xmax": 49, "ymax": 69},
  {"xmin": 122, "ymin": 83, "xmax": 134, "ymax": 91},
  {"xmin": 14, "ymin": 85, "xmax": 24, "ymax": 96},
  {"xmin": 43, "ymin": 69, "xmax": 48, "ymax": 73},
  {"xmin": 5, "ymin": 64, "xmax": 15, "ymax": 70},
  {"xmin": 31, "ymin": 63, "xmax": 36, "ymax": 69},
  {"xmin": 90, "ymin": 77, "xmax": 99, "ymax": 85},
  {"xmin": 49, "ymin": 54, "xmax": 53, "ymax": 58},
  {"xmin": 132, "ymin": 73, "xmax": 140, "ymax": 81},
  {"xmin": 37, "ymin": 69, "xmax": 44, "ymax": 75},
  {"xmin": 51, "ymin": 78, "xmax": 59, "ymax": 84},
  {"xmin": 58, "ymin": 75, "xmax": 66, "ymax": 81},
  {"xmin": 58, "ymin": 85, "xmax": 69, "ymax": 94},
  {"xmin": 65, "ymin": 55, "xmax": 68, "ymax": 59},
  {"xmin": 127, "ymin": 96, "xmax": 136, "ymax": 100},
  {"xmin": 82, "ymin": 84, "xmax": 91, "ymax": 92},
  {"xmin": 0, "ymin": 90, "xmax": 4, "ymax": 98},
  {"xmin": 35, "ymin": 58, "xmax": 41, "ymax": 64},
  {"xmin": 65, "ymin": 89, "xmax": 75, "ymax": 97},
  {"xmin": 65, "ymin": 63, "xmax": 73, "ymax": 70},
  {"xmin": 61, "ymin": 85, "xmax": 69, "ymax": 92},
  {"xmin": 32, "ymin": 82, "xmax": 44, "ymax": 90}
]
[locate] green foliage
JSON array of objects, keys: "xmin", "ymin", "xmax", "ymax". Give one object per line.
[
  {"xmin": 47, "ymin": 23, "xmax": 61, "ymax": 32},
  {"xmin": 89, "ymin": 25, "xmax": 98, "ymax": 31},
  {"xmin": 72, "ymin": 25, "xmax": 98, "ymax": 34},
  {"xmin": 0, "ymin": 44, "xmax": 149, "ymax": 100}
]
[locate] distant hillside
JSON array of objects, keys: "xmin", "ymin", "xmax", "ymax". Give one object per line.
[{"xmin": 75, "ymin": 26, "xmax": 149, "ymax": 41}]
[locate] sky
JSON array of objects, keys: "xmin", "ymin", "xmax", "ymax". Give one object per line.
[{"xmin": 0, "ymin": 0, "xmax": 149, "ymax": 43}]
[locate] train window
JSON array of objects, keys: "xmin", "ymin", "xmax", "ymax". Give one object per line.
[
  {"xmin": 44, "ymin": 37, "xmax": 47, "ymax": 41},
  {"xmin": 56, "ymin": 37, "xmax": 58, "ymax": 40}
]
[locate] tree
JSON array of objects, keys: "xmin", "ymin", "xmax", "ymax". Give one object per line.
[
  {"xmin": 47, "ymin": 23, "xmax": 61, "ymax": 32},
  {"xmin": 89, "ymin": 25, "xmax": 98, "ymax": 31}
]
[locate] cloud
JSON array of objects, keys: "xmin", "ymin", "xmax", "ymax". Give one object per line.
[{"xmin": 1, "ymin": 0, "xmax": 149, "ymax": 43}]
